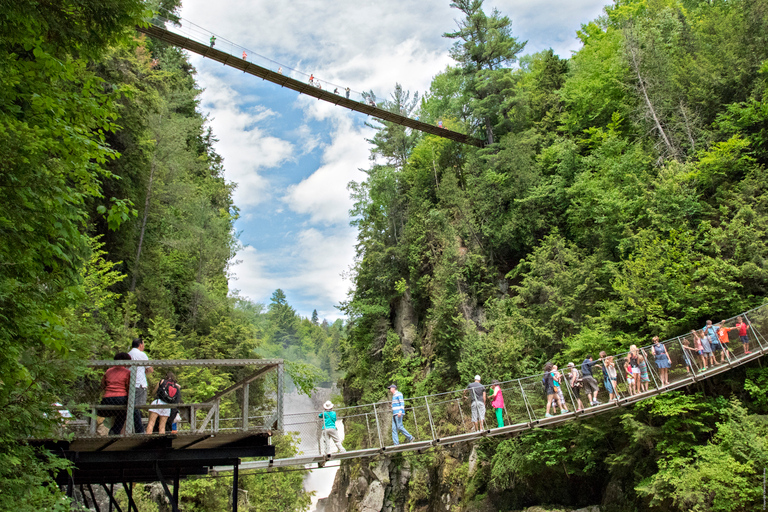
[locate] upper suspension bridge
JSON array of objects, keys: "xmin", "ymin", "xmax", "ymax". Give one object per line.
[
  {"xmin": 135, "ymin": 18, "xmax": 486, "ymax": 148},
  {"xmin": 41, "ymin": 304, "xmax": 768, "ymax": 512}
]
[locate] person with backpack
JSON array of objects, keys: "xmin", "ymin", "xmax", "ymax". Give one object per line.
[
  {"xmin": 567, "ymin": 362, "xmax": 584, "ymax": 411},
  {"xmin": 542, "ymin": 362, "xmax": 557, "ymax": 418},
  {"xmin": 703, "ymin": 320, "xmax": 721, "ymax": 366},
  {"xmin": 147, "ymin": 372, "xmax": 180, "ymax": 435},
  {"xmin": 580, "ymin": 356, "xmax": 601, "ymax": 406}
]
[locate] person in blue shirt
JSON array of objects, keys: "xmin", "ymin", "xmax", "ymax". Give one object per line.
[
  {"xmin": 388, "ymin": 384, "xmax": 414, "ymax": 445},
  {"xmin": 319, "ymin": 401, "xmax": 345, "ymax": 458},
  {"xmin": 702, "ymin": 320, "xmax": 720, "ymax": 367}
]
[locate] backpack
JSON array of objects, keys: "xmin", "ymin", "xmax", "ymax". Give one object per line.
[{"xmin": 157, "ymin": 380, "xmax": 180, "ymax": 403}]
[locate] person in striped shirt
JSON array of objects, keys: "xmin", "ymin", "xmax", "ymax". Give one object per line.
[{"xmin": 388, "ymin": 384, "xmax": 414, "ymax": 445}]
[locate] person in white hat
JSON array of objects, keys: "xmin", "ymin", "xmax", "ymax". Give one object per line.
[
  {"xmin": 465, "ymin": 375, "xmax": 486, "ymax": 431},
  {"xmin": 319, "ymin": 401, "xmax": 345, "ymax": 458}
]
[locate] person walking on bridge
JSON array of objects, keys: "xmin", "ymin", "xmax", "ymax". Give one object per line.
[
  {"xmin": 388, "ymin": 385, "xmax": 413, "ymax": 445},
  {"xmin": 466, "ymin": 375, "xmax": 487, "ymax": 430},
  {"xmin": 735, "ymin": 316, "xmax": 751, "ymax": 354},
  {"xmin": 490, "ymin": 380, "xmax": 505, "ymax": 428},
  {"xmin": 319, "ymin": 401, "xmax": 346, "ymax": 457},
  {"xmin": 209, "ymin": 35, "xmax": 216, "ymax": 48},
  {"xmin": 581, "ymin": 356, "xmax": 601, "ymax": 406}
]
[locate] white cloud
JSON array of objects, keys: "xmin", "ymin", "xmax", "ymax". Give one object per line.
[
  {"xmin": 194, "ymin": 69, "xmax": 294, "ymax": 209},
  {"xmin": 282, "ymin": 114, "xmax": 372, "ymax": 224},
  {"xmin": 229, "ymin": 228, "xmax": 356, "ymax": 320},
  {"xmin": 228, "ymin": 246, "xmax": 281, "ymax": 301}
]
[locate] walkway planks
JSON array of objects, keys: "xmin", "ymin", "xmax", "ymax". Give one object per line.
[{"xmin": 136, "ymin": 24, "xmax": 486, "ymax": 148}]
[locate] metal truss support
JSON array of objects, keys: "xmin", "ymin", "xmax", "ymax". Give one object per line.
[
  {"xmin": 155, "ymin": 465, "xmax": 180, "ymax": 512},
  {"xmin": 232, "ymin": 462, "xmax": 240, "ymax": 512},
  {"xmin": 277, "ymin": 362, "xmax": 284, "ymax": 431},
  {"xmin": 101, "ymin": 483, "xmax": 123, "ymax": 512}
]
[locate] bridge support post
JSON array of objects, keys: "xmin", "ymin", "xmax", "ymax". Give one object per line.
[
  {"xmin": 126, "ymin": 367, "xmax": 137, "ymax": 435},
  {"xmin": 232, "ymin": 462, "xmax": 239, "ymax": 512},
  {"xmin": 277, "ymin": 363, "xmax": 284, "ymax": 431},
  {"xmin": 242, "ymin": 383, "xmax": 249, "ymax": 430},
  {"xmin": 424, "ymin": 396, "xmax": 437, "ymax": 440},
  {"xmin": 745, "ymin": 313, "xmax": 767, "ymax": 353},
  {"xmin": 456, "ymin": 397, "xmax": 466, "ymax": 432},
  {"xmin": 372, "ymin": 403, "xmax": 384, "ymax": 449},
  {"xmin": 519, "ymin": 380, "xmax": 535, "ymax": 424}
]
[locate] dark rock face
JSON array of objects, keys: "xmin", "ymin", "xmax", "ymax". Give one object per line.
[{"xmin": 318, "ymin": 445, "xmax": 604, "ymax": 512}]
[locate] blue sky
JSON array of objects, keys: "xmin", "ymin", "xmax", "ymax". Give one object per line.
[{"xmin": 176, "ymin": 0, "xmax": 612, "ymax": 321}]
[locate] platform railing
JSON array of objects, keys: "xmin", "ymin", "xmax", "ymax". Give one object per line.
[{"xmin": 53, "ymin": 359, "xmax": 284, "ymax": 438}]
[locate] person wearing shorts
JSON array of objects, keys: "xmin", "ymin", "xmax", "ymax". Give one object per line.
[
  {"xmin": 581, "ymin": 356, "xmax": 601, "ymax": 406},
  {"xmin": 551, "ymin": 365, "xmax": 569, "ymax": 414},
  {"xmin": 700, "ymin": 324, "xmax": 716, "ymax": 368},
  {"xmin": 735, "ymin": 316, "xmax": 751, "ymax": 354},
  {"xmin": 716, "ymin": 322, "xmax": 734, "ymax": 363},
  {"xmin": 624, "ymin": 358, "xmax": 635, "ymax": 396},
  {"xmin": 466, "ymin": 375, "xmax": 486, "ymax": 431},
  {"xmin": 703, "ymin": 320, "xmax": 722, "ymax": 364},
  {"xmin": 543, "ymin": 363, "xmax": 557, "ymax": 417},
  {"xmin": 567, "ymin": 363, "xmax": 583, "ymax": 410}
]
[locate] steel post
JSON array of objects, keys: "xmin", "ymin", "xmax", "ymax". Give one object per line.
[
  {"xmin": 519, "ymin": 380, "xmax": 535, "ymax": 423},
  {"xmin": 233, "ymin": 463, "xmax": 239, "ymax": 512},
  {"xmin": 277, "ymin": 363, "xmax": 285, "ymax": 431},
  {"xmin": 372, "ymin": 403, "xmax": 384, "ymax": 448},
  {"xmin": 242, "ymin": 383, "xmax": 249, "ymax": 430},
  {"xmin": 424, "ymin": 396, "xmax": 437, "ymax": 440},
  {"xmin": 365, "ymin": 412, "xmax": 372, "ymax": 447},
  {"xmin": 456, "ymin": 397, "xmax": 466, "ymax": 432},
  {"xmin": 745, "ymin": 313, "xmax": 767, "ymax": 352},
  {"xmin": 412, "ymin": 404, "xmax": 420, "ymax": 440},
  {"xmin": 561, "ymin": 371, "xmax": 578, "ymax": 413},
  {"xmin": 126, "ymin": 366, "xmax": 137, "ymax": 435}
]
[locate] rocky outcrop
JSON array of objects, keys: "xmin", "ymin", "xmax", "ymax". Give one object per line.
[
  {"xmin": 393, "ymin": 289, "xmax": 417, "ymax": 355},
  {"xmin": 319, "ymin": 446, "xmax": 604, "ymax": 512}
]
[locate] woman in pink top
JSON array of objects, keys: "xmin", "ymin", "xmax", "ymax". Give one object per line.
[
  {"xmin": 490, "ymin": 380, "xmax": 505, "ymax": 428},
  {"xmin": 691, "ymin": 330, "xmax": 707, "ymax": 370}
]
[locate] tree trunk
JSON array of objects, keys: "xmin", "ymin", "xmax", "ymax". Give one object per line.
[
  {"xmin": 130, "ymin": 149, "xmax": 157, "ymax": 292},
  {"xmin": 485, "ymin": 117, "xmax": 494, "ymax": 145},
  {"xmin": 625, "ymin": 28, "xmax": 677, "ymax": 160}
]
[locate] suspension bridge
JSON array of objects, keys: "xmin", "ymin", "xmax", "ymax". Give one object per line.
[
  {"xmin": 135, "ymin": 19, "xmax": 486, "ymax": 148},
  {"xmin": 42, "ymin": 304, "xmax": 768, "ymax": 512}
]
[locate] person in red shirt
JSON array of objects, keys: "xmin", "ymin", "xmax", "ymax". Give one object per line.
[
  {"xmin": 100, "ymin": 352, "xmax": 143, "ymax": 435},
  {"xmin": 735, "ymin": 316, "xmax": 751, "ymax": 354}
]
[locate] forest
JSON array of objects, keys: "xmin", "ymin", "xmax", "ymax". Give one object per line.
[
  {"xmin": 340, "ymin": 0, "xmax": 768, "ymax": 510},
  {"xmin": 2, "ymin": 0, "xmax": 768, "ymax": 510},
  {"xmin": 0, "ymin": 0, "xmax": 338, "ymax": 510}
]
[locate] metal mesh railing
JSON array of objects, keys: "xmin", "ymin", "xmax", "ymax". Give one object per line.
[
  {"xmin": 53, "ymin": 360, "xmax": 283, "ymax": 438},
  {"xmin": 249, "ymin": 304, "xmax": 768, "ymax": 465}
]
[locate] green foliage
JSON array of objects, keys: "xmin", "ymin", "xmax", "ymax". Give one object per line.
[{"xmin": 343, "ymin": 1, "xmax": 768, "ymax": 510}]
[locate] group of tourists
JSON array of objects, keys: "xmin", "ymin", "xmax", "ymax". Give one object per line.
[
  {"xmin": 544, "ymin": 316, "xmax": 752, "ymax": 417},
  {"xmin": 99, "ymin": 338, "xmax": 182, "ymax": 435}
]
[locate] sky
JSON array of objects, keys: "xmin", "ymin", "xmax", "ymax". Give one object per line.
[{"xmin": 176, "ymin": 0, "xmax": 612, "ymax": 321}]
